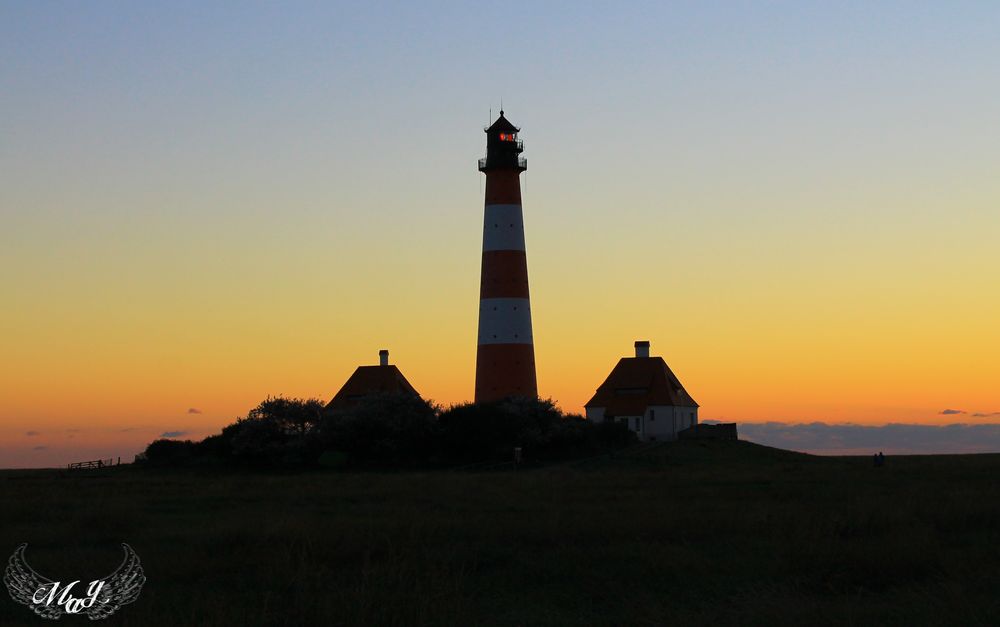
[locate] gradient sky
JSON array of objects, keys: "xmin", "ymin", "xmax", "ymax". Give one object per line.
[{"xmin": 2, "ymin": 1, "xmax": 999, "ymax": 467}]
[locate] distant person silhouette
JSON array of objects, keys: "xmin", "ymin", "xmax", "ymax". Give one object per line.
[
  {"xmin": 873, "ymin": 453, "xmax": 879, "ymax": 467},
  {"xmin": 878, "ymin": 451, "xmax": 885, "ymax": 466}
]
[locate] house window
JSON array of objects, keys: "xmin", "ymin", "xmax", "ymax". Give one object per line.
[
  {"xmin": 633, "ymin": 417, "xmax": 640, "ymax": 431},
  {"xmin": 650, "ymin": 409, "xmax": 655, "ymax": 421}
]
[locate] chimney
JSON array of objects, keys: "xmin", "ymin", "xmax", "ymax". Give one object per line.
[
  {"xmin": 379, "ymin": 349, "xmax": 389, "ymax": 366},
  {"xmin": 634, "ymin": 340, "xmax": 650, "ymax": 358}
]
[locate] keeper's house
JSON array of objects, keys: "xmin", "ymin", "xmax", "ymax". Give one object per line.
[{"xmin": 584, "ymin": 341, "xmax": 699, "ymax": 442}]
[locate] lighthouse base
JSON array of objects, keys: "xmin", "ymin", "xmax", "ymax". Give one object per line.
[{"xmin": 474, "ymin": 344, "xmax": 537, "ymax": 403}]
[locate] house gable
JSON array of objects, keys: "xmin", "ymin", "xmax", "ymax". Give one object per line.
[
  {"xmin": 585, "ymin": 356, "xmax": 698, "ymax": 417},
  {"xmin": 325, "ymin": 365, "xmax": 420, "ymax": 412}
]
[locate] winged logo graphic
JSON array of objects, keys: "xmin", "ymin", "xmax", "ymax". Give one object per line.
[{"xmin": 3, "ymin": 543, "xmax": 145, "ymax": 620}]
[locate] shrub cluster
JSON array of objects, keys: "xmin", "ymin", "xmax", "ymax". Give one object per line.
[{"xmin": 138, "ymin": 395, "xmax": 635, "ymax": 469}]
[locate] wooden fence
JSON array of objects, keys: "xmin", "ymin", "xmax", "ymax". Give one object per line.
[{"xmin": 67, "ymin": 458, "xmax": 117, "ymax": 470}]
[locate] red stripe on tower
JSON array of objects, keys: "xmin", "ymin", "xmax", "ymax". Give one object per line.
[{"xmin": 475, "ymin": 111, "xmax": 537, "ymax": 403}]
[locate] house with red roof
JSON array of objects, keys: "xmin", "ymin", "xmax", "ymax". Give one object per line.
[
  {"xmin": 585, "ymin": 341, "xmax": 699, "ymax": 441},
  {"xmin": 325, "ymin": 349, "xmax": 421, "ymax": 413}
]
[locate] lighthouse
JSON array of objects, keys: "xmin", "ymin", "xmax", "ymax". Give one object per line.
[{"xmin": 475, "ymin": 111, "xmax": 537, "ymax": 403}]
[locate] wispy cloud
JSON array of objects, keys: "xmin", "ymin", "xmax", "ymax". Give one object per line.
[
  {"xmin": 33, "ymin": 446, "xmax": 47, "ymax": 451},
  {"xmin": 187, "ymin": 408, "xmax": 203, "ymax": 415},
  {"xmin": 972, "ymin": 412, "xmax": 1000, "ymax": 418},
  {"xmin": 736, "ymin": 422, "xmax": 1000, "ymax": 455},
  {"xmin": 25, "ymin": 431, "xmax": 40, "ymax": 437},
  {"xmin": 160, "ymin": 431, "xmax": 190, "ymax": 438},
  {"xmin": 939, "ymin": 409, "xmax": 966, "ymax": 415}
]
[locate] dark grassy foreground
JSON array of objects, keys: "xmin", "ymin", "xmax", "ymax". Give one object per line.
[{"xmin": 2, "ymin": 441, "xmax": 999, "ymax": 626}]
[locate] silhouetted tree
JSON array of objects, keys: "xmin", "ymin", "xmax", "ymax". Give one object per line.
[
  {"xmin": 219, "ymin": 396, "xmax": 323, "ymax": 465},
  {"xmin": 246, "ymin": 396, "xmax": 325, "ymax": 437}
]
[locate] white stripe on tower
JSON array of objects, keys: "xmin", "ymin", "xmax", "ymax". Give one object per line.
[
  {"xmin": 478, "ymin": 298, "xmax": 533, "ymax": 344},
  {"xmin": 482, "ymin": 205, "xmax": 526, "ymax": 251}
]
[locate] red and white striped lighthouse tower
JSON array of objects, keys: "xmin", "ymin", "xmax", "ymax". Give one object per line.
[{"xmin": 475, "ymin": 111, "xmax": 537, "ymax": 403}]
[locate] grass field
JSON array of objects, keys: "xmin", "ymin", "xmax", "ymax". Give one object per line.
[{"xmin": 2, "ymin": 441, "xmax": 998, "ymax": 626}]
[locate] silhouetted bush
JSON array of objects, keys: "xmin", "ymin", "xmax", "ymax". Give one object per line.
[
  {"xmin": 194, "ymin": 432, "xmax": 231, "ymax": 459},
  {"xmin": 143, "ymin": 439, "xmax": 197, "ymax": 466},
  {"xmin": 438, "ymin": 397, "xmax": 635, "ymax": 463},
  {"xmin": 318, "ymin": 393, "xmax": 439, "ymax": 467}
]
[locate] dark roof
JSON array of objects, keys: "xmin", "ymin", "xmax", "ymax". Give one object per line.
[
  {"xmin": 325, "ymin": 365, "xmax": 420, "ymax": 412},
  {"xmin": 584, "ymin": 356, "xmax": 698, "ymax": 416},
  {"xmin": 486, "ymin": 111, "xmax": 519, "ymax": 134}
]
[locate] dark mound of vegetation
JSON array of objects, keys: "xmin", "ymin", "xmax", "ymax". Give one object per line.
[{"xmin": 138, "ymin": 395, "xmax": 635, "ymax": 470}]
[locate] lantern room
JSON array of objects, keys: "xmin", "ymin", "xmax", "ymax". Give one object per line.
[{"xmin": 479, "ymin": 110, "xmax": 527, "ymax": 172}]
